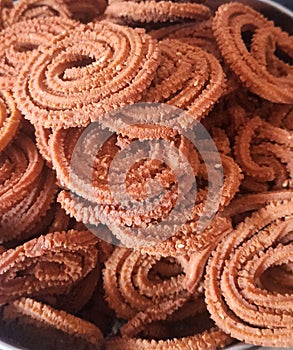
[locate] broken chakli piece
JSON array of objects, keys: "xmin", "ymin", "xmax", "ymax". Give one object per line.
[{"xmin": 0, "ymin": 0, "xmax": 292, "ymax": 349}]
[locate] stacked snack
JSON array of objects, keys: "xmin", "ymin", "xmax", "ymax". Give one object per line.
[
  {"xmin": 0, "ymin": 0, "xmax": 292, "ymax": 349},
  {"xmin": 105, "ymin": 0, "xmax": 211, "ymax": 26}
]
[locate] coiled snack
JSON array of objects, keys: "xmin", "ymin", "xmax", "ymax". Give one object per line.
[
  {"xmin": 205, "ymin": 199, "xmax": 293, "ymax": 347},
  {"xmin": 13, "ymin": 21, "xmax": 160, "ymax": 129},
  {"xmin": 0, "ymin": 230, "xmax": 99, "ymax": 305},
  {"xmin": 213, "ymin": 2, "xmax": 293, "ymax": 103}
]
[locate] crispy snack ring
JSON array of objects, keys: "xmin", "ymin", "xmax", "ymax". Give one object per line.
[
  {"xmin": 0, "ymin": 230, "xmax": 99, "ymax": 306},
  {"xmin": 57, "ymin": 149, "xmax": 238, "ymax": 252},
  {"xmin": 103, "ymin": 248, "xmax": 189, "ymax": 321},
  {"xmin": 212, "ymin": 2, "xmax": 293, "ymax": 103},
  {"xmin": 51, "ymin": 126, "xmax": 201, "ymax": 231},
  {"xmin": 102, "ymin": 248, "xmax": 226, "ymax": 339},
  {"xmin": 7, "ymin": 0, "xmax": 71, "ymax": 26},
  {"xmin": 0, "ymin": 91, "xmax": 21, "ymax": 153},
  {"xmin": 105, "ymin": 1, "xmax": 211, "ymax": 25},
  {"xmin": 1, "ymin": 298, "xmax": 104, "ymax": 350},
  {"xmin": 143, "ymin": 39, "xmax": 225, "ymax": 128},
  {"xmin": 0, "ymin": 16, "xmax": 77, "ymax": 89},
  {"xmin": 103, "ymin": 151, "xmax": 240, "ymax": 250},
  {"xmin": 13, "ymin": 21, "xmax": 160, "ymax": 129},
  {"xmin": 205, "ymin": 199, "xmax": 293, "ymax": 347},
  {"xmin": 0, "ymin": 165, "xmax": 58, "ymax": 244},
  {"xmin": 234, "ymin": 116, "xmax": 293, "ymax": 192},
  {"xmin": 0, "ymin": 132, "xmax": 44, "ymax": 215}
]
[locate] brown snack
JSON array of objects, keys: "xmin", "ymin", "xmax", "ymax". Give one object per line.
[
  {"xmin": 234, "ymin": 116, "xmax": 293, "ymax": 193},
  {"xmin": 0, "ymin": 1, "xmax": 292, "ymax": 349},
  {"xmin": 105, "ymin": 1, "xmax": 211, "ymax": 25},
  {"xmin": 0, "ymin": 129, "xmax": 60, "ymax": 243},
  {"xmin": 212, "ymin": 2, "xmax": 293, "ymax": 103},
  {"xmin": 142, "ymin": 39, "xmax": 226, "ymax": 127},
  {"xmin": 149, "ymin": 21, "xmax": 239, "ymax": 96},
  {"xmin": 205, "ymin": 199, "xmax": 293, "ymax": 347},
  {"xmin": 102, "ymin": 248, "xmax": 190, "ymax": 321},
  {"xmin": 0, "ymin": 230, "xmax": 99, "ymax": 306},
  {"xmin": 0, "ymin": 132, "xmax": 44, "ymax": 217},
  {"xmin": 1, "ymin": 297, "xmax": 104, "ymax": 350},
  {"xmin": 0, "ymin": 16, "xmax": 77, "ymax": 89},
  {"xmin": 7, "ymin": 0, "xmax": 71, "ymax": 25},
  {"xmin": 0, "ymin": 166, "xmax": 58, "ymax": 244},
  {"xmin": 13, "ymin": 21, "xmax": 160, "ymax": 129},
  {"xmin": 0, "ymin": 90, "xmax": 21, "ymax": 153},
  {"xmin": 51, "ymin": 125, "xmax": 200, "ymax": 230},
  {"xmin": 52, "ymin": 119, "xmax": 241, "ymax": 251},
  {"xmin": 57, "ymin": 167, "xmax": 237, "ymax": 253},
  {"xmin": 102, "ymin": 248, "xmax": 226, "ymax": 340}
]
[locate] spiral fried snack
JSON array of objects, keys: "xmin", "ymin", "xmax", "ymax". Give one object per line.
[
  {"xmin": 7, "ymin": 0, "xmax": 71, "ymax": 25},
  {"xmin": 105, "ymin": 1, "xmax": 211, "ymax": 25},
  {"xmin": 0, "ymin": 16, "xmax": 77, "ymax": 89},
  {"xmin": 102, "ymin": 247, "xmax": 230, "ymax": 342},
  {"xmin": 0, "ymin": 90, "xmax": 21, "ymax": 153},
  {"xmin": 0, "ymin": 131, "xmax": 59, "ymax": 243},
  {"xmin": 13, "ymin": 21, "xmax": 160, "ymax": 129},
  {"xmin": 51, "ymin": 124, "xmax": 200, "ymax": 228},
  {"xmin": 205, "ymin": 199, "xmax": 293, "ymax": 347},
  {"xmin": 0, "ymin": 230, "xmax": 99, "ymax": 306},
  {"xmin": 0, "ymin": 166, "xmax": 58, "ymax": 244},
  {"xmin": 103, "ymin": 248, "xmax": 189, "ymax": 321},
  {"xmin": 52, "ymin": 120, "xmax": 240, "ymax": 251},
  {"xmin": 1, "ymin": 298, "xmax": 104, "ymax": 350},
  {"xmin": 142, "ymin": 39, "xmax": 226, "ymax": 127},
  {"xmin": 212, "ymin": 2, "xmax": 293, "ymax": 104},
  {"xmin": 234, "ymin": 116, "xmax": 293, "ymax": 193}
]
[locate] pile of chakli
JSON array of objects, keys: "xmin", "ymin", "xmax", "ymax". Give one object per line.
[{"xmin": 0, "ymin": 0, "xmax": 292, "ymax": 349}]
